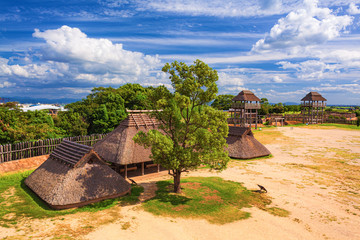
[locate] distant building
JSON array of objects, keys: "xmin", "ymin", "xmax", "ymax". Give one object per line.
[
  {"xmin": 21, "ymin": 104, "xmax": 66, "ymax": 115},
  {"xmin": 301, "ymin": 92, "xmax": 327, "ymax": 124},
  {"xmin": 228, "ymin": 90, "xmax": 261, "ymax": 129}
]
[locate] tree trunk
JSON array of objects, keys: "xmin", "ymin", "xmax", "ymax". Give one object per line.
[{"xmin": 173, "ymin": 170, "xmax": 182, "ymax": 193}]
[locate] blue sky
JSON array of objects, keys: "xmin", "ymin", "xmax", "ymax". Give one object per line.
[{"xmin": 1, "ymin": 0, "xmax": 360, "ymax": 104}]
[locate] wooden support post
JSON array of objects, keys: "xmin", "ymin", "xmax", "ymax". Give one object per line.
[
  {"xmin": 141, "ymin": 162, "xmax": 144, "ymax": 175},
  {"xmin": 255, "ymin": 108, "xmax": 258, "ymax": 129},
  {"xmin": 125, "ymin": 164, "xmax": 128, "ymax": 179},
  {"xmin": 157, "ymin": 164, "xmax": 160, "ymax": 172}
]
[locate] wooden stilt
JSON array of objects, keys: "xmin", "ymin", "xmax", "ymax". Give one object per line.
[
  {"xmin": 125, "ymin": 164, "xmax": 128, "ymax": 179},
  {"xmin": 141, "ymin": 162, "xmax": 144, "ymax": 175},
  {"xmin": 157, "ymin": 164, "xmax": 160, "ymax": 172}
]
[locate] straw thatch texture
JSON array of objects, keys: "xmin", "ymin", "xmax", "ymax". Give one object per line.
[
  {"xmin": 25, "ymin": 141, "xmax": 131, "ymax": 210},
  {"xmin": 94, "ymin": 113, "xmax": 161, "ymax": 165},
  {"xmin": 301, "ymin": 92, "xmax": 327, "ymax": 101},
  {"xmin": 232, "ymin": 90, "xmax": 261, "ymax": 102},
  {"xmin": 226, "ymin": 126, "xmax": 271, "ymax": 159}
]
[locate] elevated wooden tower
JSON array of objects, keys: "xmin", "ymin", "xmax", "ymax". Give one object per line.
[
  {"xmin": 301, "ymin": 92, "xmax": 327, "ymax": 124},
  {"xmin": 229, "ymin": 90, "xmax": 261, "ymax": 129}
]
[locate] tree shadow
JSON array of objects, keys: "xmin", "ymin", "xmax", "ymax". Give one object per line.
[{"xmin": 146, "ymin": 181, "xmax": 191, "ymax": 206}]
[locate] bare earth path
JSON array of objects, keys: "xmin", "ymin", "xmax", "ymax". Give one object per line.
[{"xmin": 1, "ymin": 126, "xmax": 359, "ymax": 239}]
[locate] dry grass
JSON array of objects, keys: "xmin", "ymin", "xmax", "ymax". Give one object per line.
[{"xmin": 283, "ymin": 145, "xmax": 360, "ymax": 206}]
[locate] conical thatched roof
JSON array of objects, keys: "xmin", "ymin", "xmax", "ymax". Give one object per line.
[
  {"xmin": 232, "ymin": 90, "xmax": 261, "ymax": 102},
  {"xmin": 226, "ymin": 126, "xmax": 271, "ymax": 159},
  {"xmin": 93, "ymin": 112, "xmax": 161, "ymax": 165},
  {"xmin": 25, "ymin": 140, "xmax": 131, "ymax": 210},
  {"xmin": 301, "ymin": 92, "xmax": 327, "ymax": 101}
]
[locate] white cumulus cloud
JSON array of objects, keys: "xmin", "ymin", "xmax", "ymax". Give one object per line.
[
  {"xmin": 252, "ymin": 0, "xmax": 353, "ymax": 52},
  {"xmin": 33, "ymin": 26, "xmax": 160, "ymax": 78},
  {"xmin": 348, "ymin": 2, "xmax": 360, "ymax": 14}
]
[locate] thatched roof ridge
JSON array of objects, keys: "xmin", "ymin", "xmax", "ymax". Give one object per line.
[
  {"xmin": 226, "ymin": 127, "xmax": 271, "ymax": 159},
  {"xmin": 232, "ymin": 90, "xmax": 261, "ymax": 102},
  {"xmin": 301, "ymin": 92, "xmax": 327, "ymax": 101},
  {"xmin": 120, "ymin": 113, "xmax": 160, "ymax": 128},
  {"xmin": 50, "ymin": 140, "xmax": 92, "ymax": 167},
  {"xmin": 25, "ymin": 142, "xmax": 131, "ymax": 209}
]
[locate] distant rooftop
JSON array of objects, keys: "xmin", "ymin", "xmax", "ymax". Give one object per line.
[
  {"xmin": 21, "ymin": 104, "xmax": 66, "ymax": 112},
  {"xmin": 301, "ymin": 92, "xmax": 327, "ymax": 102},
  {"xmin": 232, "ymin": 90, "xmax": 261, "ymax": 102}
]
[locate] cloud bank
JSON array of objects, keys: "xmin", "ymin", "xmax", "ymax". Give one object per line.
[
  {"xmin": 252, "ymin": 0, "xmax": 353, "ymax": 52},
  {"xmin": 0, "ymin": 26, "xmax": 162, "ymax": 95}
]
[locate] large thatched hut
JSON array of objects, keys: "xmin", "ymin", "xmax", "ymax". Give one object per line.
[
  {"xmin": 25, "ymin": 140, "xmax": 131, "ymax": 210},
  {"xmin": 226, "ymin": 126, "xmax": 271, "ymax": 159},
  {"xmin": 93, "ymin": 110, "xmax": 162, "ymax": 178}
]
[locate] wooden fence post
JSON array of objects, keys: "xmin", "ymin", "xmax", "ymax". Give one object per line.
[{"xmin": 0, "ymin": 145, "xmax": 3, "ymax": 163}]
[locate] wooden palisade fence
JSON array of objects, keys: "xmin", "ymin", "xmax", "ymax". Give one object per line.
[{"xmin": 0, "ymin": 134, "xmax": 106, "ymax": 163}]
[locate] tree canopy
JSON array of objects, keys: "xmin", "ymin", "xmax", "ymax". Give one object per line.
[
  {"xmin": 211, "ymin": 94, "xmax": 234, "ymax": 110},
  {"xmin": 134, "ymin": 60, "xmax": 230, "ymax": 193}
]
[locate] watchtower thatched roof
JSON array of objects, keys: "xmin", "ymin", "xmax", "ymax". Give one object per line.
[
  {"xmin": 24, "ymin": 140, "xmax": 131, "ymax": 210},
  {"xmin": 232, "ymin": 90, "xmax": 261, "ymax": 102},
  {"xmin": 301, "ymin": 92, "xmax": 327, "ymax": 101},
  {"xmin": 226, "ymin": 126, "xmax": 271, "ymax": 159},
  {"xmin": 93, "ymin": 111, "xmax": 161, "ymax": 165}
]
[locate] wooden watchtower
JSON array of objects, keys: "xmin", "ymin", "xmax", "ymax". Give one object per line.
[
  {"xmin": 301, "ymin": 92, "xmax": 327, "ymax": 124},
  {"xmin": 229, "ymin": 90, "xmax": 261, "ymax": 129}
]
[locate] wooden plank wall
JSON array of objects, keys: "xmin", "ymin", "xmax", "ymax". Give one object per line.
[{"xmin": 0, "ymin": 134, "xmax": 106, "ymax": 163}]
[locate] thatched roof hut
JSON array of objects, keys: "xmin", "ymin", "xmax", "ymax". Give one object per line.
[
  {"xmin": 25, "ymin": 140, "xmax": 131, "ymax": 210},
  {"xmin": 226, "ymin": 126, "xmax": 271, "ymax": 159},
  {"xmin": 93, "ymin": 111, "xmax": 161, "ymax": 166},
  {"xmin": 301, "ymin": 92, "xmax": 327, "ymax": 102}
]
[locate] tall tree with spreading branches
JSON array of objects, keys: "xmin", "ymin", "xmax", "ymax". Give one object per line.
[{"xmin": 133, "ymin": 60, "xmax": 230, "ymax": 193}]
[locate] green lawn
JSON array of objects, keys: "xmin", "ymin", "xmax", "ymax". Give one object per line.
[
  {"xmin": 0, "ymin": 170, "xmax": 143, "ymax": 228},
  {"xmin": 143, "ymin": 177, "xmax": 289, "ymax": 224}
]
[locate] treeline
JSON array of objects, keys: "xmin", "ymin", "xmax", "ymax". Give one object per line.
[
  {"xmin": 2, "ymin": 89, "xmax": 359, "ymax": 144},
  {"xmin": 0, "ymin": 84, "xmax": 169, "ymax": 144},
  {"xmin": 211, "ymin": 95, "xmax": 301, "ymax": 114}
]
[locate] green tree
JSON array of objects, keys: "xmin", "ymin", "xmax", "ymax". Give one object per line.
[
  {"xmin": 66, "ymin": 87, "xmax": 127, "ymax": 134},
  {"xmin": 259, "ymin": 98, "xmax": 271, "ymax": 115},
  {"xmin": 117, "ymin": 83, "xmax": 149, "ymax": 110},
  {"xmin": 211, "ymin": 94, "xmax": 234, "ymax": 110},
  {"xmin": 0, "ymin": 104, "xmax": 63, "ymax": 144},
  {"xmin": 134, "ymin": 60, "xmax": 230, "ymax": 193},
  {"xmin": 54, "ymin": 110, "xmax": 89, "ymax": 136}
]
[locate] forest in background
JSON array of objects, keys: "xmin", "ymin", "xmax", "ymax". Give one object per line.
[{"xmin": 1, "ymin": 83, "xmax": 360, "ymax": 145}]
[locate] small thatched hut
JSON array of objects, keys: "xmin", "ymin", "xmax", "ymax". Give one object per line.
[
  {"xmin": 25, "ymin": 140, "xmax": 131, "ymax": 210},
  {"xmin": 226, "ymin": 126, "xmax": 271, "ymax": 159},
  {"xmin": 93, "ymin": 110, "xmax": 162, "ymax": 178}
]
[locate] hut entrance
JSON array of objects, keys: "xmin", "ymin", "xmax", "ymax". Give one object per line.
[{"xmin": 115, "ymin": 161, "xmax": 166, "ymax": 178}]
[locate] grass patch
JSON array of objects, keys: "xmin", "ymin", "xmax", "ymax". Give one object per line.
[
  {"xmin": 0, "ymin": 170, "xmax": 143, "ymax": 227},
  {"xmin": 143, "ymin": 177, "xmax": 289, "ymax": 224}
]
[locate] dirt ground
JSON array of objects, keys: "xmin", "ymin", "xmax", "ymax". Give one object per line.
[{"xmin": 1, "ymin": 126, "xmax": 360, "ymax": 240}]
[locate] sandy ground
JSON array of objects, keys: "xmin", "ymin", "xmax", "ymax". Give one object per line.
[{"xmin": 1, "ymin": 126, "xmax": 360, "ymax": 240}]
